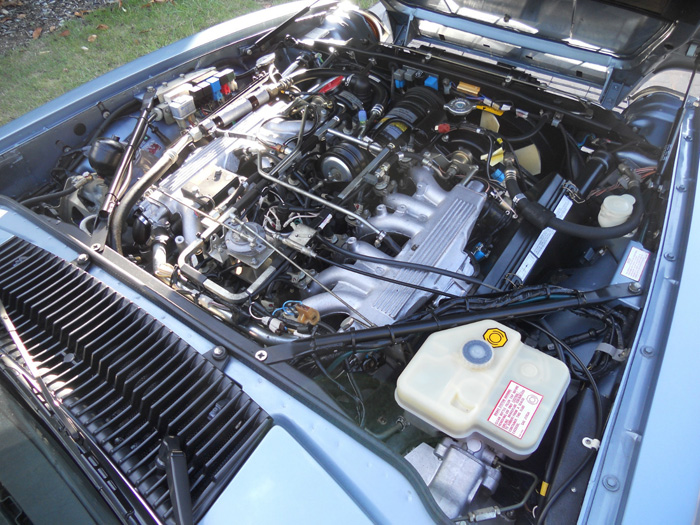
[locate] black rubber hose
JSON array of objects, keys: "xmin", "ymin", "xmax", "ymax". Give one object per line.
[
  {"xmin": 576, "ymin": 150, "xmax": 614, "ymax": 197},
  {"xmin": 89, "ymin": 98, "xmax": 141, "ymax": 144},
  {"xmin": 317, "ymin": 235, "xmax": 502, "ymax": 292},
  {"xmin": 505, "ymin": 162, "xmax": 644, "ymax": 241},
  {"xmin": 537, "ymin": 329, "xmax": 567, "ymax": 508},
  {"xmin": 498, "ymin": 113, "xmax": 551, "ymax": 144},
  {"xmin": 110, "ymin": 134, "xmax": 193, "ymax": 254},
  {"xmin": 546, "ymin": 185, "xmax": 643, "ymax": 240},
  {"xmin": 369, "ymin": 78, "xmax": 388, "ymax": 108},
  {"xmin": 20, "ymin": 185, "xmax": 77, "ymax": 206},
  {"xmin": 316, "ymin": 254, "xmax": 461, "ymax": 299}
]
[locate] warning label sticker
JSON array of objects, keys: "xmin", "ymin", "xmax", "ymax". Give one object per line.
[
  {"xmin": 513, "ymin": 196, "xmax": 573, "ymax": 282},
  {"xmin": 620, "ymin": 246, "xmax": 650, "ymax": 282},
  {"xmin": 488, "ymin": 381, "xmax": 543, "ymax": 439}
]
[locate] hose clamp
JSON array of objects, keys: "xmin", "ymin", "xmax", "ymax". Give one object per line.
[
  {"xmin": 504, "ymin": 168, "xmax": 518, "ymax": 180},
  {"xmin": 512, "ymin": 193, "xmax": 527, "ymax": 206}
]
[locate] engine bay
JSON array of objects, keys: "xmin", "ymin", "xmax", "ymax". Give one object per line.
[{"xmin": 12, "ymin": 4, "xmax": 682, "ymax": 523}]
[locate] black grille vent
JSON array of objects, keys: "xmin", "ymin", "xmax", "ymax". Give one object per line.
[{"xmin": 0, "ymin": 238, "xmax": 271, "ymax": 523}]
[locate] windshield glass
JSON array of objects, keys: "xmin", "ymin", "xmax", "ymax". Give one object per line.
[{"xmin": 397, "ymin": 0, "xmax": 670, "ymax": 57}]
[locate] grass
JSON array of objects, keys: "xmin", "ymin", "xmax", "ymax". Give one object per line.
[{"xmin": 0, "ymin": 0, "xmax": 372, "ymax": 127}]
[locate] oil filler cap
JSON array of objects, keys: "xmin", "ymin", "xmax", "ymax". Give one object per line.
[{"xmin": 462, "ymin": 340, "xmax": 493, "ymax": 369}]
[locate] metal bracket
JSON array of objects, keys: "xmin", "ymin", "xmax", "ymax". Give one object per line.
[
  {"xmin": 596, "ymin": 342, "xmax": 629, "ymax": 362},
  {"xmin": 551, "ymin": 112, "xmax": 563, "ymax": 127},
  {"xmin": 96, "ymin": 100, "xmax": 110, "ymax": 119},
  {"xmin": 561, "ymin": 181, "xmax": 583, "ymax": 203},
  {"xmin": 401, "ymin": 11, "xmax": 416, "ymax": 47},
  {"xmin": 582, "ymin": 437, "xmax": 601, "ymax": 450}
]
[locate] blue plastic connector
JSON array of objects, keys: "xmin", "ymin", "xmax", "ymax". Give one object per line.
[
  {"xmin": 358, "ymin": 110, "xmax": 367, "ymax": 126},
  {"xmin": 424, "ymin": 75, "xmax": 439, "ymax": 90},
  {"xmin": 207, "ymin": 77, "xmax": 223, "ymax": 102}
]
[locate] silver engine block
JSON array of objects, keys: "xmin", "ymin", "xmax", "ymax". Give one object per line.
[{"xmin": 303, "ymin": 166, "xmax": 486, "ymax": 327}]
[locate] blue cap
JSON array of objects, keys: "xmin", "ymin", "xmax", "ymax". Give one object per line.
[
  {"xmin": 358, "ymin": 110, "xmax": 367, "ymax": 125},
  {"xmin": 462, "ymin": 340, "xmax": 493, "ymax": 365},
  {"xmin": 424, "ymin": 75, "xmax": 439, "ymax": 91},
  {"xmin": 491, "ymin": 169, "xmax": 505, "ymax": 183}
]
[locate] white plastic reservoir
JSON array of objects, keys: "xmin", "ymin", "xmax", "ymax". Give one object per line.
[{"xmin": 395, "ymin": 320, "xmax": 570, "ymax": 458}]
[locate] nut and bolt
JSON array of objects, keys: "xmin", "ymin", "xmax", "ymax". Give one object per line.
[
  {"xmin": 255, "ymin": 350, "xmax": 268, "ymax": 362},
  {"xmin": 90, "ymin": 243, "xmax": 101, "ymax": 252},
  {"xmin": 677, "ymin": 184, "xmax": 687, "ymax": 192},
  {"xmin": 640, "ymin": 346, "xmax": 654, "ymax": 358},
  {"xmin": 628, "ymin": 282, "xmax": 642, "ymax": 294},
  {"xmin": 212, "ymin": 346, "xmax": 226, "ymax": 361}
]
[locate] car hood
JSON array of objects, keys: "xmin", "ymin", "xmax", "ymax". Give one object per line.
[{"xmin": 379, "ymin": 0, "xmax": 700, "ymax": 107}]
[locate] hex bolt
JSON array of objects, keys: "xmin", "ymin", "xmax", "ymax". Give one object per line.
[
  {"xmin": 603, "ymin": 475, "xmax": 620, "ymax": 492},
  {"xmin": 664, "ymin": 252, "xmax": 676, "ymax": 261},
  {"xmin": 628, "ymin": 282, "xmax": 642, "ymax": 294},
  {"xmin": 76, "ymin": 253, "xmax": 89, "ymax": 265},
  {"xmin": 641, "ymin": 346, "xmax": 654, "ymax": 358},
  {"xmin": 255, "ymin": 350, "xmax": 268, "ymax": 362},
  {"xmin": 212, "ymin": 346, "xmax": 226, "ymax": 361}
]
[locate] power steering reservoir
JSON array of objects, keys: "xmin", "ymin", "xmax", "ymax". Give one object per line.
[{"xmin": 395, "ymin": 320, "xmax": 570, "ymax": 458}]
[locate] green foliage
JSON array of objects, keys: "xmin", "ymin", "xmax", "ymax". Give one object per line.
[{"xmin": 0, "ymin": 0, "xmax": 375, "ymax": 126}]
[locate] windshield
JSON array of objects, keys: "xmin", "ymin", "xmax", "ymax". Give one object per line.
[
  {"xmin": 0, "ymin": 378, "xmax": 119, "ymax": 524},
  {"xmin": 397, "ymin": 0, "xmax": 671, "ymax": 57}
]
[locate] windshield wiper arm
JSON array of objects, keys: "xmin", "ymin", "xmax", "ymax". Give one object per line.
[
  {"xmin": 0, "ymin": 299, "xmax": 81, "ymax": 441},
  {"xmin": 159, "ymin": 436, "xmax": 194, "ymax": 525}
]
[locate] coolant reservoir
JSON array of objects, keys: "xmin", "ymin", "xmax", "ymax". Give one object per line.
[
  {"xmin": 598, "ymin": 194, "xmax": 636, "ymax": 227},
  {"xmin": 395, "ymin": 320, "xmax": 570, "ymax": 458}
]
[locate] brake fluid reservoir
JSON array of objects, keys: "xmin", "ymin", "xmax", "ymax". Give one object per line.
[{"xmin": 395, "ymin": 320, "xmax": 570, "ymax": 458}]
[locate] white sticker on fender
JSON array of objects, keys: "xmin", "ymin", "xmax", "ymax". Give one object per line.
[
  {"xmin": 620, "ymin": 246, "xmax": 650, "ymax": 282},
  {"xmin": 488, "ymin": 381, "xmax": 543, "ymax": 439}
]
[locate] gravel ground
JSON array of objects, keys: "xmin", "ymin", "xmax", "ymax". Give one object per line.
[{"xmin": 0, "ymin": 0, "xmax": 116, "ymax": 55}]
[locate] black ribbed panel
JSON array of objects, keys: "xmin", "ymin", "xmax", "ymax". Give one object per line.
[{"xmin": 0, "ymin": 238, "xmax": 271, "ymax": 523}]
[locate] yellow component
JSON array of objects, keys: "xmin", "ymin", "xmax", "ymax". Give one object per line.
[
  {"xmin": 476, "ymin": 105, "xmax": 504, "ymax": 116},
  {"xmin": 514, "ymin": 144, "xmax": 542, "ymax": 176},
  {"xmin": 539, "ymin": 481, "xmax": 550, "ymax": 496},
  {"xmin": 479, "ymin": 147, "xmax": 504, "ymax": 166},
  {"xmin": 456, "ymin": 81, "xmax": 481, "ymax": 96},
  {"xmin": 483, "ymin": 328, "xmax": 508, "ymax": 348},
  {"xmin": 479, "ymin": 111, "xmax": 500, "ymax": 133},
  {"xmin": 295, "ymin": 304, "xmax": 320, "ymax": 326}
]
